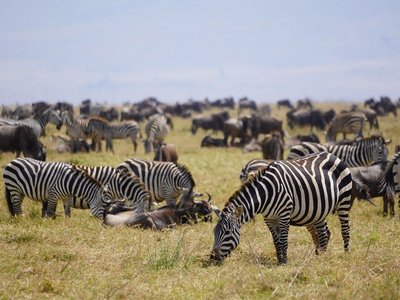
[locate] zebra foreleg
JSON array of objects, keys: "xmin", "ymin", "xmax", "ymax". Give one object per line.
[
  {"xmin": 45, "ymin": 196, "xmax": 59, "ymax": 218},
  {"xmin": 265, "ymin": 218, "xmax": 289, "ymax": 265}
]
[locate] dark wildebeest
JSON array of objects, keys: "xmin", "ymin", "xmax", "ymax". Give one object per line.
[
  {"xmin": 277, "ymin": 99, "xmax": 294, "ymax": 110},
  {"xmin": 153, "ymin": 143, "xmax": 178, "ymax": 162},
  {"xmin": 201, "ymin": 135, "xmax": 227, "ymax": 147},
  {"xmin": 261, "ymin": 132, "xmax": 284, "ymax": 160},
  {"xmin": 103, "ymin": 194, "xmax": 214, "ymax": 229},
  {"xmin": 191, "ymin": 111, "xmax": 230, "ymax": 135},
  {"xmin": 0, "ymin": 125, "xmax": 46, "ymax": 160},
  {"xmin": 238, "ymin": 97, "xmax": 257, "ymax": 111},
  {"xmin": 242, "ymin": 115, "xmax": 285, "ymax": 140},
  {"xmin": 286, "ymin": 109, "xmax": 327, "ymax": 131}
]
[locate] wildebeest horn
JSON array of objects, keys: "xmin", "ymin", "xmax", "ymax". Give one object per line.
[
  {"xmin": 206, "ymin": 192, "xmax": 212, "ymax": 202},
  {"xmin": 192, "ymin": 191, "xmax": 203, "ymax": 198}
]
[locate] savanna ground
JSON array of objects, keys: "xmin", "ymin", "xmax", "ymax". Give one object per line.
[{"xmin": 0, "ymin": 102, "xmax": 399, "ymax": 299}]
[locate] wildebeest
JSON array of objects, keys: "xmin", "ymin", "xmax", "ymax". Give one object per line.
[
  {"xmin": 242, "ymin": 138, "xmax": 262, "ymax": 153},
  {"xmin": 201, "ymin": 135, "xmax": 227, "ymax": 147},
  {"xmin": 103, "ymin": 194, "xmax": 213, "ymax": 229},
  {"xmin": 242, "ymin": 115, "xmax": 285, "ymax": 140},
  {"xmin": 277, "ymin": 99, "xmax": 293, "ymax": 110},
  {"xmin": 191, "ymin": 111, "xmax": 229, "ymax": 135},
  {"xmin": 51, "ymin": 133, "xmax": 90, "ymax": 153},
  {"xmin": 261, "ymin": 132, "xmax": 284, "ymax": 160},
  {"xmin": 287, "ymin": 109, "xmax": 327, "ymax": 131},
  {"xmin": 0, "ymin": 125, "xmax": 46, "ymax": 160},
  {"xmin": 365, "ymin": 97, "xmax": 397, "ymax": 117},
  {"xmin": 153, "ymin": 143, "xmax": 178, "ymax": 162},
  {"xmin": 238, "ymin": 97, "xmax": 257, "ymax": 111}
]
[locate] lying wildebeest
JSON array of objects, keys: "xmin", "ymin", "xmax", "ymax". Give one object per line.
[
  {"xmin": 201, "ymin": 135, "xmax": 227, "ymax": 147},
  {"xmin": 154, "ymin": 143, "xmax": 178, "ymax": 162},
  {"xmin": 261, "ymin": 132, "xmax": 284, "ymax": 160},
  {"xmin": 103, "ymin": 194, "xmax": 214, "ymax": 229},
  {"xmin": 0, "ymin": 125, "xmax": 46, "ymax": 160},
  {"xmin": 51, "ymin": 133, "xmax": 90, "ymax": 153}
]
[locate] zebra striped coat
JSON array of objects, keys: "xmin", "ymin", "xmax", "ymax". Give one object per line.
[
  {"xmin": 287, "ymin": 136, "xmax": 389, "ymax": 167},
  {"xmin": 144, "ymin": 114, "xmax": 170, "ymax": 153},
  {"xmin": 116, "ymin": 159, "xmax": 196, "ymax": 206},
  {"xmin": 3, "ymin": 158, "xmax": 112, "ymax": 218},
  {"xmin": 103, "ymin": 121, "xmax": 141, "ymax": 153},
  {"xmin": 0, "ymin": 106, "xmax": 62, "ymax": 137},
  {"xmin": 62, "ymin": 165, "xmax": 151, "ymax": 216},
  {"xmin": 210, "ymin": 152, "xmax": 353, "ymax": 264}
]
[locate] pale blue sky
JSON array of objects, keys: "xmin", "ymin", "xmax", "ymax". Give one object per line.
[{"xmin": 0, "ymin": 0, "xmax": 399, "ymax": 105}]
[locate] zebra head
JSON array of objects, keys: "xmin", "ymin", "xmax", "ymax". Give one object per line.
[
  {"xmin": 210, "ymin": 205, "xmax": 244, "ymax": 263},
  {"xmin": 48, "ymin": 107, "xmax": 63, "ymax": 130}
]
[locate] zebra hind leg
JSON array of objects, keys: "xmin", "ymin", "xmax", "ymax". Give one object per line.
[
  {"xmin": 314, "ymin": 221, "xmax": 330, "ymax": 254},
  {"xmin": 337, "ymin": 210, "xmax": 350, "ymax": 252}
]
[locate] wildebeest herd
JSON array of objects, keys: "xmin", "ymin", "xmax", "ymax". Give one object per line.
[{"xmin": 2, "ymin": 96, "xmax": 400, "ymax": 265}]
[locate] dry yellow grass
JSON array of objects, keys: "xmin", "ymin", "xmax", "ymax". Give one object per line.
[{"xmin": 0, "ymin": 102, "xmax": 399, "ymax": 299}]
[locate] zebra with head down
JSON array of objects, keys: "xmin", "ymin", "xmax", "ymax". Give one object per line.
[
  {"xmin": 144, "ymin": 114, "xmax": 169, "ymax": 153},
  {"xmin": 210, "ymin": 152, "xmax": 353, "ymax": 265}
]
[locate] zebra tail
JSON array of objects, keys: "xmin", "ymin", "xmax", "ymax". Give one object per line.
[{"xmin": 5, "ymin": 186, "xmax": 16, "ymax": 216}]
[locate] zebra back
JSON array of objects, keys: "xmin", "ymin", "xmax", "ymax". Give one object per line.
[
  {"xmin": 287, "ymin": 142, "xmax": 327, "ymax": 160},
  {"xmin": 144, "ymin": 115, "xmax": 169, "ymax": 153},
  {"xmin": 116, "ymin": 158, "xmax": 195, "ymax": 206}
]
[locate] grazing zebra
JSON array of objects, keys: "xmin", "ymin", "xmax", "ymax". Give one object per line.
[
  {"xmin": 287, "ymin": 136, "xmax": 389, "ymax": 167},
  {"xmin": 86, "ymin": 117, "xmax": 111, "ymax": 152},
  {"xmin": 60, "ymin": 165, "xmax": 151, "ymax": 216},
  {"xmin": 210, "ymin": 152, "xmax": 353, "ymax": 265},
  {"xmin": 0, "ymin": 106, "xmax": 62, "ymax": 137},
  {"xmin": 3, "ymin": 158, "xmax": 112, "ymax": 218},
  {"xmin": 103, "ymin": 121, "xmax": 142, "ymax": 153},
  {"xmin": 239, "ymin": 159, "xmax": 273, "ymax": 182},
  {"xmin": 144, "ymin": 114, "xmax": 170, "ymax": 153},
  {"xmin": 116, "ymin": 158, "xmax": 198, "ymax": 206},
  {"xmin": 326, "ymin": 112, "xmax": 367, "ymax": 142}
]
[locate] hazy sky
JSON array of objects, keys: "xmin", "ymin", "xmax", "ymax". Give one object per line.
[{"xmin": 0, "ymin": 0, "xmax": 399, "ymax": 105}]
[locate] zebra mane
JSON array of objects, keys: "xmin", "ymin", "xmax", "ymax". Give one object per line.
[
  {"xmin": 175, "ymin": 163, "xmax": 196, "ymax": 188},
  {"xmin": 71, "ymin": 164, "xmax": 102, "ymax": 187},
  {"xmin": 224, "ymin": 164, "xmax": 272, "ymax": 210},
  {"xmin": 377, "ymin": 151, "xmax": 400, "ymax": 194}
]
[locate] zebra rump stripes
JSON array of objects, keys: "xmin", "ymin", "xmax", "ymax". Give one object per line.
[
  {"xmin": 210, "ymin": 152, "xmax": 353, "ymax": 265},
  {"xmin": 3, "ymin": 158, "xmax": 112, "ymax": 218},
  {"xmin": 117, "ymin": 158, "xmax": 196, "ymax": 206}
]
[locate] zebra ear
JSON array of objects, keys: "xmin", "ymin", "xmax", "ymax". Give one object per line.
[{"xmin": 232, "ymin": 206, "xmax": 244, "ymax": 219}]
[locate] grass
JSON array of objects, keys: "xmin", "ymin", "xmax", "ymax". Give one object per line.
[{"xmin": 0, "ymin": 102, "xmax": 400, "ymax": 299}]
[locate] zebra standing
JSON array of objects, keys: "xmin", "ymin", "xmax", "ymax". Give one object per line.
[
  {"xmin": 103, "ymin": 121, "xmax": 142, "ymax": 153},
  {"xmin": 61, "ymin": 111, "xmax": 89, "ymax": 143},
  {"xmin": 287, "ymin": 136, "xmax": 389, "ymax": 167},
  {"xmin": 326, "ymin": 112, "xmax": 367, "ymax": 142},
  {"xmin": 61, "ymin": 165, "xmax": 150, "ymax": 216},
  {"xmin": 144, "ymin": 114, "xmax": 169, "ymax": 153},
  {"xmin": 210, "ymin": 152, "xmax": 353, "ymax": 265},
  {"xmin": 239, "ymin": 159, "xmax": 273, "ymax": 182},
  {"xmin": 0, "ymin": 106, "xmax": 62, "ymax": 137},
  {"xmin": 3, "ymin": 158, "xmax": 112, "ymax": 218},
  {"xmin": 116, "ymin": 158, "xmax": 198, "ymax": 206}
]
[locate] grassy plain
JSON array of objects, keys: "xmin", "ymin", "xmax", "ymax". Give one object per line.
[{"xmin": 0, "ymin": 102, "xmax": 399, "ymax": 299}]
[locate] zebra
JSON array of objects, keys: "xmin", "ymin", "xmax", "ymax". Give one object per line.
[
  {"xmin": 239, "ymin": 159, "xmax": 273, "ymax": 182},
  {"xmin": 144, "ymin": 114, "xmax": 169, "ymax": 153},
  {"xmin": 116, "ymin": 158, "xmax": 198, "ymax": 206},
  {"xmin": 61, "ymin": 110, "xmax": 89, "ymax": 143},
  {"xmin": 58, "ymin": 165, "xmax": 151, "ymax": 217},
  {"xmin": 103, "ymin": 121, "xmax": 142, "ymax": 153},
  {"xmin": 210, "ymin": 152, "xmax": 354, "ymax": 265},
  {"xmin": 326, "ymin": 112, "xmax": 367, "ymax": 142},
  {"xmin": 287, "ymin": 136, "xmax": 389, "ymax": 167},
  {"xmin": 0, "ymin": 106, "xmax": 62, "ymax": 137},
  {"xmin": 3, "ymin": 158, "xmax": 113, "ymax": 218}
]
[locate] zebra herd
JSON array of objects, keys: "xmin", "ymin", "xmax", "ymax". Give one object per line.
[{"xmin": 2, "ymin": 104, "xmax": 400, "ymax": 266}]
